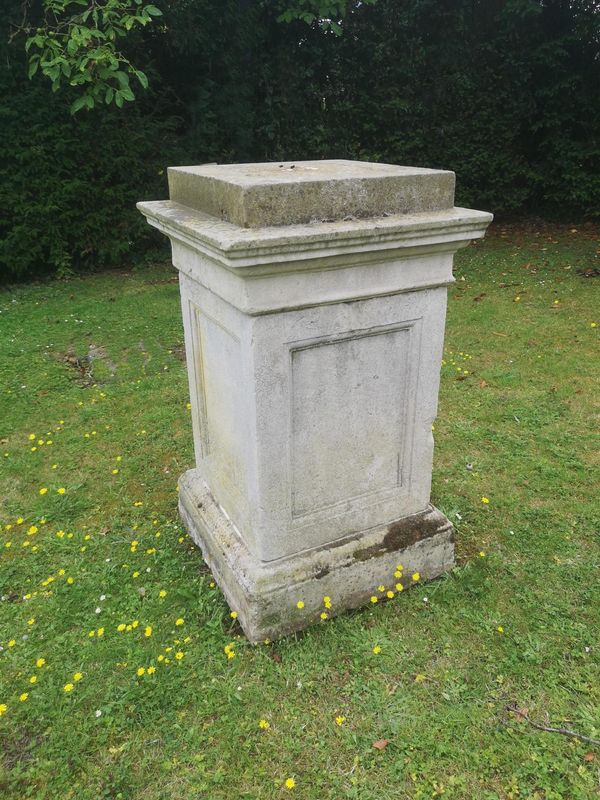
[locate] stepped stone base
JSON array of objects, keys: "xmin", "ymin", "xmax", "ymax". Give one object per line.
[{"xmin": 179, "ymin": 469, "xmax": 455, "ymax": 642}]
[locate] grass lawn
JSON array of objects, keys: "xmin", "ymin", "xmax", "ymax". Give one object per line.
[{"xmin": 1, "ymin": 223, "xmax": 599, "ymax": 800}]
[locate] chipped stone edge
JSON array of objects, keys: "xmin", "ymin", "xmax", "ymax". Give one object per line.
[{"xmin": 179, "ymin": 469, "xmax": 455, "ymax": 643}]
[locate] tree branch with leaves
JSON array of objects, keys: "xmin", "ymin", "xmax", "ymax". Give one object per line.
[
  {"xmin": 16, "ymin": 0, "xmax": 377, "ymax": 113},
  {"xmin": 23, "ymin": 0, "xmax": 162, "ymax": 112}
]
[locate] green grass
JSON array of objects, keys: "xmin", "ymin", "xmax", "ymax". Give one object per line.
[{"xmin": 1, "ymin": 225, "xmax": 599, "ymax": 800}]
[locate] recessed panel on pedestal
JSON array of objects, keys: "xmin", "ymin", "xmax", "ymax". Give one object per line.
[
  {"xmin": 189, "ymin": 302, "xmax": 247, "ymax": 510},
  {"xmin": 290, "ymin": 324, "xmax": 412, "ymax": 518}
]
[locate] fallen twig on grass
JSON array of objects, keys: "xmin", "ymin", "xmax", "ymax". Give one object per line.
[{"xmin": 506, "ymin": 704, "xmax": 600, "ymax": 746}]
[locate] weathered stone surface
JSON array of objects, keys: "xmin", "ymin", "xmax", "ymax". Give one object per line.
[
  {"xmin": 179, "ymin": 470, "xmax": 455, "ymax": 642},
  {"xmin": 137, "ymin": 159, "xmax": 492, "ymax": 640},
  {"xmin": 167, "ymin": 160, "xmax": 456, "ymax": 228}
]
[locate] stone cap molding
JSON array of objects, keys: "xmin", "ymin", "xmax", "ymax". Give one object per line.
[
  {"xmin": 137, "ymin": 160, "xmax": 492, "ymax": 314},
  {"xmin": 137, "ymin": 200, "xmax": 493, "ymax": 273}
]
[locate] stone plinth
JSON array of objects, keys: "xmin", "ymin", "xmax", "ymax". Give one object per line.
[{"xmin": 138, "ymin": 159, "xmax": 492, "ymax": 641}]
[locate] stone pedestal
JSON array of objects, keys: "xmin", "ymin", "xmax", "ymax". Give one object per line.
[{"xmin": 138, "ymin": 160, "xmax": 492, "ymax": 641}]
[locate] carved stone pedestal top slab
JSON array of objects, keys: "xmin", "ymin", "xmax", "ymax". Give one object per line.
[{"xmin": 167, "ymin": 159, "xmax": 456, "ymax": 227}]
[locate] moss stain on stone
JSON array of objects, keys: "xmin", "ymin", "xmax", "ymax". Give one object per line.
[{"xmin": 352, "ymin": 512, "xmax": 453, "ymax": 562}]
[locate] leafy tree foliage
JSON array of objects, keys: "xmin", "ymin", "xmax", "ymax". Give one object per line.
[
  {"xmin": 1, "ymin": 0, "xmax": 599, "ymax": 280},
  {"xmin": 25, "ymin": 0, "xmax": 161, "ymax": 112}
]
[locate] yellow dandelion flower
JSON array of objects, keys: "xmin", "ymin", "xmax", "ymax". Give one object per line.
[
  {"xmin": 372, "ymin": 645, "xmax": 382, "ymax": 654},
  {"xmin": 36, "ymin": 658, "xmax": 46, "ymax": 668},
  {"xmin": 144, "ymin": 626, "xmax": 152, "ymax": 637},
  {"xmin": 412, "ymin": 572, "xmax": 420, "ymax": 582},
  {"xmin": 175, "ymin": 651, "xmax": 184, "ymax": 660},
  {"xmin": 147, "ymin": 666, "xmax": 156, "ymax": 675},
  {"xmin": 64, "ymin": 683, "xmax": 74, "ymax": 692},
  {"xmin": 88, "ymin": 630, "xmax": 96, "ymax": 638},
  {"xmin": 370, "ymin": 596, "xmax": 378, "ymax": 604},
  {"xmin": 8, "ymin": 640, "xmax": 16, "ymax": 648},
  {"xmin": 97, "ymin": 627, "xmax": 104, "ymax": 637},
  {"xmin": 386, "ymin": 591, "xmax": 395, "ymax": 599},
  {"xmin": 16, "ymin": 517, "xmax": 24, "ymax": 525},
  {"xmin": 0, "ymin": 703, "xmax": 7, "ymax": 715},
  {"xmin": 258, "ymin": 719, "xmax": 270, "ymax": 730},
  {"xmin": 285, "ymin": 778, "xmax": 296, "ymax": 790},
  {"xmin": 19, "ymin": 693, "xmax": 29, "ymax": 702},
  {"xmin": 73, "ymin": 672, "xmax": 83, "ymax": 682},
  {"xmin": 29, "ymin": 675, "xmax": 37, "ymax": 684},
  {"xmin": 28, "ymin": 433, "xmax": 35, "ymax": 441},
  {"xmin": 335, "ymin": 715, "xmax": 346, "ymax": 726},
  {"xmin": 296, "ymin": 601, "xmax": 304, "ymax": 610},
  {"xmin": 227, "ymin": 650, "xmax": 236, "ymax": 659},
  {"xmin": 131, "ymin": 620, "xmax": 139, "ymax": 628},
  {"xmin": 57, "ymin": 488, "xmax": 66, "ymax": 495},
  {"xmin": 39, "ymin": 487, "xmax": 47, "ymax": 495},
  {"xmin": 230, "ymin": 611, "xmax": 238, "ymax": 619},
  {"xmin": 479, "ymin": 551, "xmax": 486, "ymax": 558},
  {"xmin": 136, "ymin": 667, "xmax": 146, "ymax": 677},
  {"xmin": 111, "ymin": 469, "xmax": 119, "ymax": 475},
  {"xmin": 117, "ymin": 623, "xmax": 126, "ymax": 632},
  {"xmin": 377, "ymin": 585, "xmax": 385, "ymax": 592},
  {"xmin": 395, "ymin": 583, "xmax": 404, "ymax": 592},
  {"xmin": 66, "ymin": 577, "xmax": 74, "ymax": 585},
  {"xmin": 27, "ymin": 618, "xmax": 35, "ymax": 625},
  {"xmin": 497, "ymin": 626, "xmax": 504, "ymax": 634},
  {"xmin": 481, "ymin": 496, "xmax": 490, "ymax": 504},
  {"xmin": 320, "ymin": 612, "xmax": 328, "ymax": 620},
  {"xmin": 27, "ymin": 525, "xmax": 38, "ymax": 535},
  {"xmin": 159, "ymin": 590, "xmax": 167, "ymax": 598},
  {"xmin": 175, "ymin": 618, "xmax": 184, "ymax": 626},
  {"xmin": 396, "ymin": 564, "xmax": 404, "ymax": 571}
]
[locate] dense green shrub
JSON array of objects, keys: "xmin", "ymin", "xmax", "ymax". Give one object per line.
[{"xmin": 1, "ymin": 0, "xmax": 599, "ymax": 281}]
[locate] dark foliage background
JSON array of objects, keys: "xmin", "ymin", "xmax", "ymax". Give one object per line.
[{"xmin": 1, "ymin": 0, "xmax": 599, "ymax": 280}]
